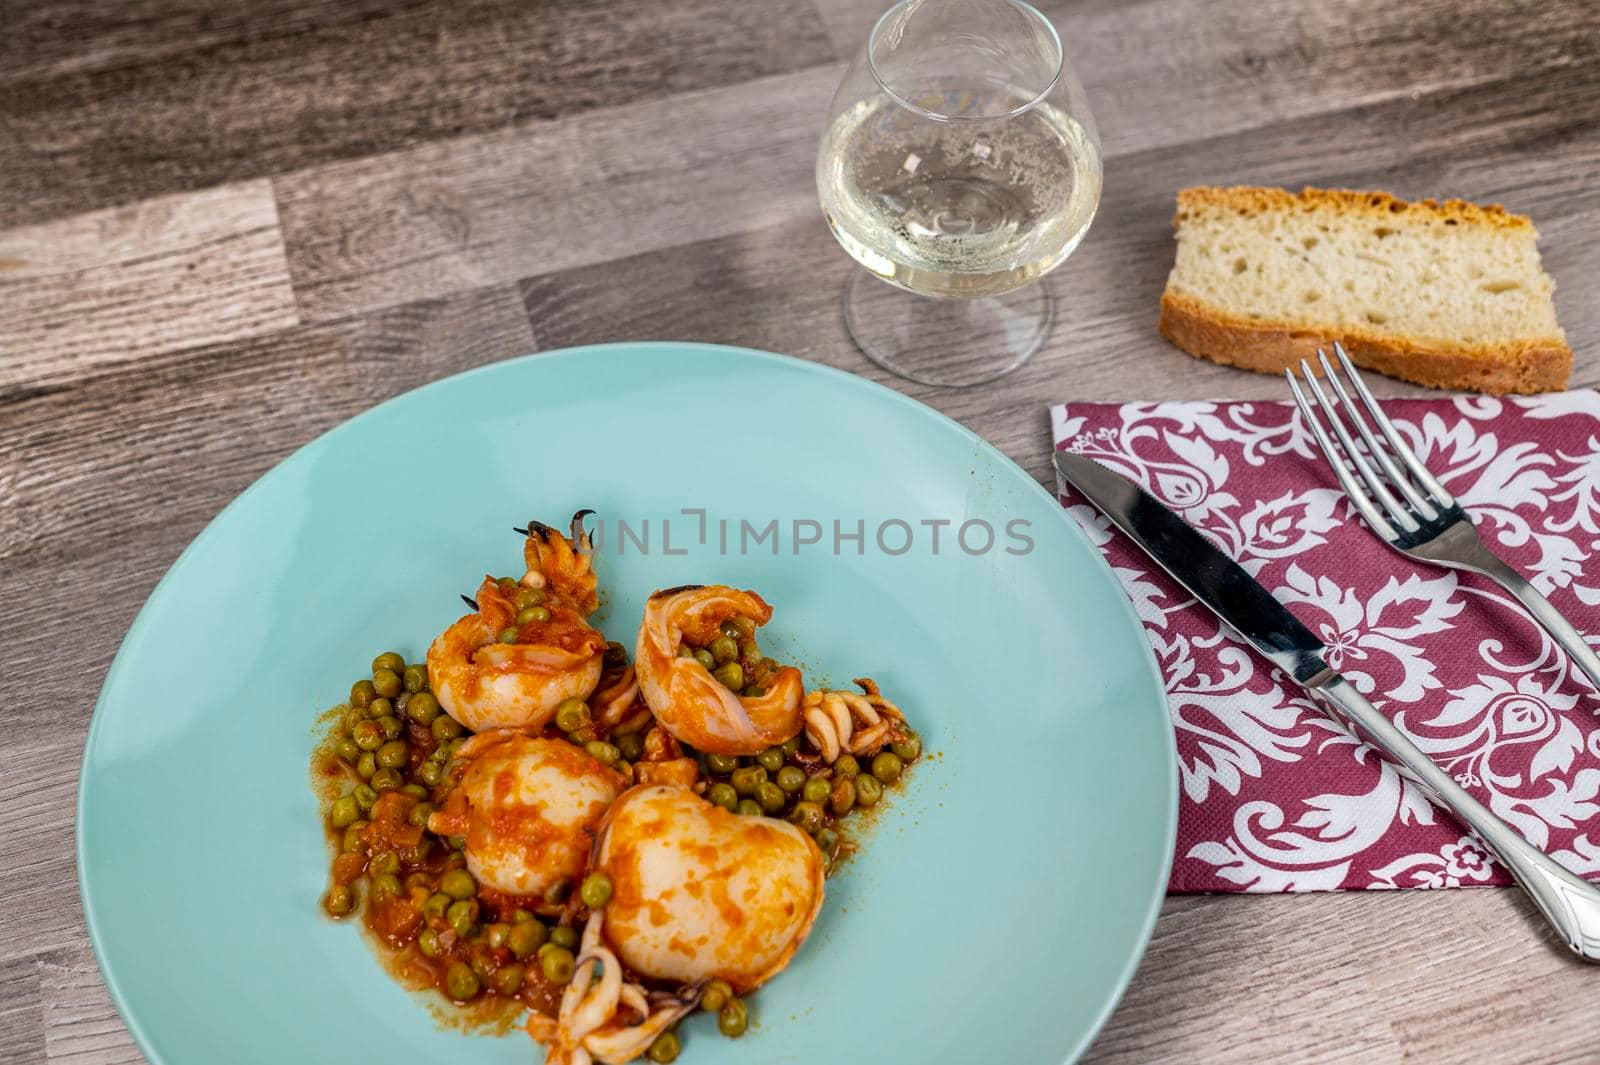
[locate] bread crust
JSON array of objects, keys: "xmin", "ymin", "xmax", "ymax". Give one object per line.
[
  {"xmin": 1159, "ymin": 289, "xmax": 1572, "ymax": 394},
  {"xmin": 1175, "ymin": 185, "xmax": 1535, "ymax": 232}
]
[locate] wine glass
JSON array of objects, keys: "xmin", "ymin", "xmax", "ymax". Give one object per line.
[{"xmin": 816, "ymin": 0, "xmax": 1101, "ymax": 388}]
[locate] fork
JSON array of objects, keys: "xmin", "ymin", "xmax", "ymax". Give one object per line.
[
  {"xmin": 1288, "ymin": 344, "xmax": 1600, "ymax": 961},
  {"xmin": 1287, "ymin": 343, "xmax": 1600, "ymax": 691}
]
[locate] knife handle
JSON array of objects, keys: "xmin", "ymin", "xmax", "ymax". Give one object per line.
[{"xmin": 1313, "ymin": 672, "xmax": 1600, "ymax": 961}]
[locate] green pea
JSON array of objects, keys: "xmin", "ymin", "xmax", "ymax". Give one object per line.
[
  {"xmin": 409, "ymin": 801, "xmax": 436, "ymax": 828},
  {"xmin": 712, "ymin": 662, "xmax": 745, "ymax": 691},
  {"xmin": 418, "ymin": 928, "xmax": 442, "ymax": 957},
  {"xmin": 755, "ymin": 747, "xmax": 785, "ymax": 773},
  {"xmin": 418, "ymin": 760, "xmax": 445, "ymax": 787},
  {"xmin": 370, "ymin": 873, "xmax": 402, "ymax": 903},
  {"xmin": 730, "ymin": 615, "xmax": 757, "ymax": 639},
  {"xmin": 373, "ymin": 668, "xmax": 403, "ymax": 699},
  {"xmin": 707, "ymin": 783, "xmax": 738, "ymax": 811},
  {"xmin": 350, "ymin": 680, "xmax": 377, "ymax": 708},
  {"xmin": 470, "ymin": 952, "xmax": 495, "ymax": 979},
  {"xmin": 730, "ymin": 766, "xmax": 767, "ymax": 796},
  {"xmin": 334, "ymin": 737, "xmax": 360, "ymax": 764},
  {"xmin": 342, "ymin": 822, "xmax": 368, "ymax": 853},
  {"xmin": 401, "ymin": 783, "xmax": 427, "ymax": 799},
  {"xmin": 422, "ymin": 892, "xmax": 451, "ymax": 921},
  {"xmin": 516, "ymin": 586, "xmax": 547, "ymax": 608},
  {"xmin": 688, "ymin": 648, "xmax": 714, "ymax": 672},
  {"xmin": 802, "ymin": 776, "xmax": 831, "ymax": 804},
  {"xmin": 617, "ymin": 731, "xmax": 644, "ymax": 761},
  {"xmin": 352, "ymin": 783, "xmax": 378, "ymax": 812},
  {"xmin": 554, "ymin": 699, "xmax": 591, "ymax": 733},
  {"xmin": 540, "ymin": 945, "xmax": 575, "ymax": 985},
  {"xmin": 329, "ymin": 794, "xmax": 360, "ymax": 829},
  {"xmin": 718, "ymin": 618, "xmax": 743, "ymax": 640},
  {"xmin": 585, "ymin": 741, "xmax": 619, "ymax": 767},
  {"xmin": 718, "ymin": 997, "xmax": 748, "ymax": 1038},
  {"xmin": 356, "ymin": 751, "xmax": 377, "ymax": 779},
  {"xmin": 440, "ymin": 868, "xmax": 477, "ymax": 900},
  {"xmin": 891, "ymin": 732, "xmax": 922, "ymax": 762},
  {"xmin": 446, "ymin": 961, "xmax": 481, "ymax": 1000},
  {"xmin": 756, "ymin": 781, "xmax": 786, "ymax": 814},
  {"xmin": 736, "ymin": 799, "xmax": 762, "ymax": 817},
  {"xmin": 492, "ymin": 963, "xmax": 525, "ymax": 996},
  {"xmin": 740, "ymin": 685, "xmax": 765, "ymax": 698},
  {"xmin": 516, "ymin": 605, "xmax": 551, "ymax": 625},
  {"xmin": 403, "ymin": 663, "xmax": 429, "ymax": 693},
  {"xmin": 405, "ymin": 691, "xmax": 440, "ymax": 725},
  {"xmin": 854, "ymin": 773, "xmax": 883, "ymax": 808},
  {"xmin": 447, "ymin": 898, "xmax": 479, "ymax": 937},
  {"xmin": 708, "ymin": 636, "xmax": 738, "ymax": 664},
  {"xmin": 775, "ymin": 765, "xmax": 805, "ymax": 794},
  {"xmin": 509, "ymin": 920, "xmax": 548, "ymax": 959},
  {"xmin": 373, "ymin": 651, "xmax": 406, "ymax": 675},
  {"xmin": 647, "ymin": 1030, "xmax": 681, "ymax": 1062},
  {"xmin": 833, "ymin": 753, "xmax": 860, "ymax": 779},
  {"xmin": 432, "ymin": 715, "xmax": 464, "ymax": 742},
  {"xmin": 779, "ymin": 735, "xmax": 801, "ymax": 756},
  {"xmin": 512, "ymin": 908, "xmax": 536, "ymax": 923},
  {"xmin": 342, "ymin": 704, "xmax": 369, "ymax": 732},
  {"xmin": 371, "ymin": 767, "xmax": 403, "ymax": 792},
  {"xmin": 377, "ymin": 715, "xmax": 404, "ymax": 741},
  {"xmin": 377, "ymin": 739, "xmax": 409, "ymax": 769},
  {"xmin": 324, "ymin": 884, "xmax": 354, "ymax": 916},
  {"xmin": 788, "ymin": 801, "xmax": 824, "ymax": 835},
  {"xmin": 580, "ymin": 873, "xmax": 614, "ymax": 909},
  {"xmin": 497, "ymin": 626, "xmax": 519, "ymax": 644},
  {"xmin": 544, "ymin": 879, "xmax": 571, "ymax": 906},
  {"xmin": 829, "ymin": 777, "xmax": 856, "ymax": 815},
  {"xmin": 816, "ymin": 827, "xmax": 840, "ymax": 856},
  {"xmin": 353, "ymin": 720, "xmax": 385, "ymax": 751},
  {"xmin": 700, "ymin": 978, "xmax": 732, "ymax": 1013},
  {"xmin": 369, "ymin": 851, "xmax": 401, "ymax": 876},
  {"xmin": 871, "ymin": 751, "xmax": 903, "ymax": 783},
  {"xmin": 485, "ymin": 922, "xmax": 511, "ymax": 949},
  {"xmin": 706, "ymin": 753, "xmax": 739, "ymax": 775},
  {"xmin": 550, "ymin": 924, "xmax": 580, "ymax": 950},
  {"xmin": 677, "ymin": 644, "xmax": 695, "ymax": 659}
]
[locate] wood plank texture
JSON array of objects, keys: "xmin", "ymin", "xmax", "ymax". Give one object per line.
[
  {"xmin": 0, "ymin": 0, "xmax": 835, "ymax": 228},
  {"xmin": 274, "ymin": 65, "xmax": 843, "ymax": 323},
  {"xmin": 0, "ymin": 181, "xmax": 298, "ymax": 395},
  {"xmin": 3, "ymin": 0, "xmax": 1599, "ymax": 1060}
]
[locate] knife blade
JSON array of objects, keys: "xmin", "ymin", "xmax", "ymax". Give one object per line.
[
  {"xmin": 1055, "ymin": 446, "xmax": 1600, "ymax": 960},
  {"xmin": 1054, "ymin": 449, "xmax": 1332, "ymax": 686}
]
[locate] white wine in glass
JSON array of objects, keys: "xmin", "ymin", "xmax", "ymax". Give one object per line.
[{"xmin": 817, "ymin": 0, "xmax": 1102, "ymax": 387}]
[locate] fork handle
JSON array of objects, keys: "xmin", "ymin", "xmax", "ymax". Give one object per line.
[
  {"xmin": 1314, "ymin": 673, "xmax": 1600, "ymax": 961},
  {"xmin": 1472, "ymin": 554, "xmax": 1600, "ymax": 692}
]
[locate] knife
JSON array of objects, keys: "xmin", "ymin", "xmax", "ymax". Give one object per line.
[{"xmin": 1056, "ymin": 449, "xmax": 1600, "ymax": 962}]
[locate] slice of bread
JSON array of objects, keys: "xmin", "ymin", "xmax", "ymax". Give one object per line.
[{"xmin": 1159, "ymin": 186, "xmax": 1571, "ymax": 393}]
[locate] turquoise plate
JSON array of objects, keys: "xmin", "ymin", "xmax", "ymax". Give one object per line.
[{"xmin": 78, "ymin": 343, "xmax": 1175, "ymax": 1065}]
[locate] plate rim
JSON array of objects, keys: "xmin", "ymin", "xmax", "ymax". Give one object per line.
[{"xmin": 76, "ymin": 341, "xmax": 1178, "ymax": 1065}]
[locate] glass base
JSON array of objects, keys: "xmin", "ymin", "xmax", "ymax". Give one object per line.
[{"xmin": 842, "ymin": 269, "xmax": 1052, "ymax": 388}]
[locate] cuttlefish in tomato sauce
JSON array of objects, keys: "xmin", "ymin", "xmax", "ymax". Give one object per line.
[
  {"xmin": 428, "ymin": 732, "xmax": 624, "ymax": 907},
  {"xmin": 634, "ymin": 585, "xmax": 805, "ymax": 756}
]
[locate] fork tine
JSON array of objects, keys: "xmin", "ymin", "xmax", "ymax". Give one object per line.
[
  {"xmin": 1285, "ymin": 368, "xmax": 1399, "ymax": 541},
  {"xmin": 1317, "ymin": 349, "xmax": 1439, "ymax": 521},
  {"xmin": 1334, "ymin": 343, "xmax": 1457, "ymax": 508},
  {"xmin": 1301, "ymin": 357, "xmax": 1421, "ymax": 533}
]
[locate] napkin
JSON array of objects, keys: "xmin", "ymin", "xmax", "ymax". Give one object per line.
[{"xmin": 1052, "ymin": 393, "xmax": 1600, "ymax": 892}]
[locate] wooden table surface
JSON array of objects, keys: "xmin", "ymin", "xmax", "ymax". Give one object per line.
[{"xmin": 2, "ymin": 0, "xmax": 1596, "ymax": 1061}]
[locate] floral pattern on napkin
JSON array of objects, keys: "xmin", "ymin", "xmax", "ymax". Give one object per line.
[{"xmin": 1052, "ymin": 393, "xmax": 1600, "ymax": 892}]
